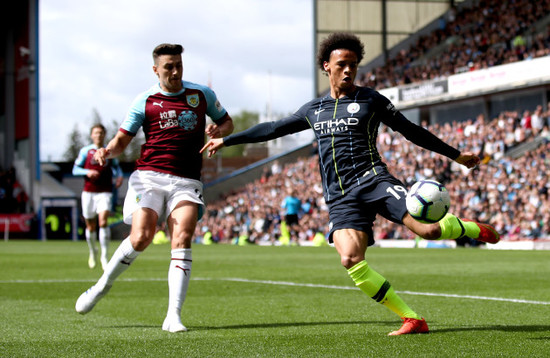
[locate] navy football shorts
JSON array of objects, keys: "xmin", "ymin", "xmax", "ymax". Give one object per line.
[{"xmin": 327, "ymin": 167, "xmax": 408, "ymax": 246}]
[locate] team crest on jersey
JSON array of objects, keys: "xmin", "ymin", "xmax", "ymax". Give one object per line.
[
  {"xmin": 186, "ymin": 94, "xmax": 200, "ymax": 108},
  {"xmin": 178, "ymin": 110, "xmax": 198, "ymax": 130},
  {"xmin": 136, "ymin": 194, "xmax": 142, "ymax": 203},
  {"xmin": 347, "ymin": 103, "xmax": 360, "ymax": 114}
]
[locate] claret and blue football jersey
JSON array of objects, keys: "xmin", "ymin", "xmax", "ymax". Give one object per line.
[
  {"xmin": 120, "ymin": 80, "xmax": 230, "ymax": 180},
  {"xmin": 73, "ymin": 144, "xmax": 122, "ymax": 193}
]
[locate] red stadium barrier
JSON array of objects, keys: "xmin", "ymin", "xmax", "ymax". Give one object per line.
[{"xmin": 0, "ymin": 214, "xmax": 35, "ymax": 233}]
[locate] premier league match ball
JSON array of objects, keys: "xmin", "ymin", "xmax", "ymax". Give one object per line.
[{"xmin": 406, "ymin": 179, "xmax": 450, "ymax": 223}]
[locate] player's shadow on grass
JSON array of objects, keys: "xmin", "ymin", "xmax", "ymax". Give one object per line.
[
  {"xmin": 106, "ymin": 320, "xmax": 393, "ymax": 330},
  {"xmin": 106, "ymin": 322, "xmax": 550, "ymax": 335},
  {"xmin": 192, "ymin": 320, "xmax": 394, "ymax": 331},
  {"xmin": 430, "ymin": 324, "xmax": 550, "ymax": 334}
]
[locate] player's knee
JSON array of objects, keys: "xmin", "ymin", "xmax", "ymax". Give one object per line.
[
  {"xmin": 340, "ymin": 254, "xmax": 362, "ymax": 270},
  {"xmin": 130, "ymin": 229, "xmax": 155, "ymax": 251},
  {"xmin": 170, "ymin": 229, "xmax": 194, "ymax": 249}
]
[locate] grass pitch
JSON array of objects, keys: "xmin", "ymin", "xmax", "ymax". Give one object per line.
[{"xmin": 1, "ymin": 240, "xmax": 549, "ymax": 357}]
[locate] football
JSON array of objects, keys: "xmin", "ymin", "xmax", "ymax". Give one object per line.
[{"xmin": 406, "ymin": 179, "xmax": 450, "ymax": 223}]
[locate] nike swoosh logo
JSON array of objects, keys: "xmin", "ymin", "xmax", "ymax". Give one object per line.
[{"xmin": 314, "ymin": 109, "xmax": 325, "ymax": 115}]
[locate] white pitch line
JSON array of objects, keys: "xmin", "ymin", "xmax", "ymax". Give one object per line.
[
  {"xmin": 2, "ymin": 276, "xmax": 549, "ymax": 305},
  {"xmin": 396, "ymin": 290, "xmax": 550, "ymax": 305},
  {"xmin": 195, "ymin": 277, "xmax": 550, "ymax": 305}
]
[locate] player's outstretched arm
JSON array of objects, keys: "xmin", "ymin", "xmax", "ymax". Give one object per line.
[
  {"xmin": 200, "ymin": 138, "xmax": 223, "ymax": 158},
  {"xmin": 200, "ymin": 138, "xmax": 225, "ymax": 158},
  {"xmin": 454, "ymin": 152, "xmax": 480, "ymax": 169}
]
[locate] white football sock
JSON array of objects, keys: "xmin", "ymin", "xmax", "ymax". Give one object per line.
[
  {"xmin": 97, "ymin": 237, "xmax": 140, "ymax": 289},
  {"xmin": 85, "ymin": 229, "xmax": 98, "ymax": 255},
  {"xmin": 98, "ymin": 227, "xmax": 111, "ymax": 261},
  {"xmin": 167, "ymin": 248, "xmax": 192, "ymax": 318}
]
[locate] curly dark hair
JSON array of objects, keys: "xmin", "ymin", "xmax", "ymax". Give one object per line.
[{"xmin": 316, "ymin": 32, "xmax": 365, "ymax": 71}]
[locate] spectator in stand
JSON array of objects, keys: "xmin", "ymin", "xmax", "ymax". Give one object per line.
[{"xmin": 531, "ymin": 105, "xmax": 545, "ymax": 135}]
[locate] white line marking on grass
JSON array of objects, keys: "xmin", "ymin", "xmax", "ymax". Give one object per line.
[
  {"xmin": 396, "ymin": 290, "xmax": 550, "ymax": 305},
  {"xmin": 2, "ymin": 277, "xmax": 549, "ymax": 305},
  {"xmin": 195, "ymin": 277, "xmax": 550, "ymax": 306},
  {"xmin": 196, "ymin": 277, "xmax": 357, "ymax": 290},
  {"xmin": 0, "ymin": 278, "xmax": 166, "ymax": 284}
]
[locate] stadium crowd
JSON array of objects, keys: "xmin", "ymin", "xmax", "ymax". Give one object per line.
[
  {"xmin": 196, "ymin": 104, "xmax": 550, "ymax": 245},
  {"xmin": 358, "ymin": 0, "xmax": 550, "ymax": 90}
]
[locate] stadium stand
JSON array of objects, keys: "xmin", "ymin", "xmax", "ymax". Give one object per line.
[{"xmin": 358, "ymin": 0, "xmax": 550, "ymax": 90}]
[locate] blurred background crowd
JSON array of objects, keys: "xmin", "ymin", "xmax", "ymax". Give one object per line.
[{"xmin": 358, "ymin": 0, "xmax": 550, "ymax": 90}]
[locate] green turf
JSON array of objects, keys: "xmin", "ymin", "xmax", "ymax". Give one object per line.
[{"xmin": 1, "ymin": 241, "xmax": 549, "ymax": 357}]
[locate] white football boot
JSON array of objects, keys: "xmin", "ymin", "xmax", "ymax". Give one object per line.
[
  {"xmin": 162, "ymin": 316, "xmax": 187, "ymax": 333},
  {"xmin": 75, "ymin": 284, "xmax": 112, "ymax": 314},
  {"xmin": 100, "ymin": 255, "xmax": 109, "ymax": 271},
  {"xmin": 88, "ymin": 250, "xmax": 98, "ymax": 269}
]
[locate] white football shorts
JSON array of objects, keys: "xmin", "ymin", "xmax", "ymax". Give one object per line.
[
  {"xmin": 123, "ymin": 170, "xmax": 205, "ymax": 225},
  {"xmin": 81, "ymin": 191, "xmax": 113, "ymax": 219}
]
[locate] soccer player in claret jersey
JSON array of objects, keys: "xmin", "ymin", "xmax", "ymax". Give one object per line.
[
  {"xmin": 73, "ymin": 124, "xmax": 123, "ymax": 270},
  {"xmin": 201, "ymin": 32, "xmax": 500, "ymax": 336},
  {"xmin": 75, "ymin": 43, "xmax": 234, "ymax": 333}
]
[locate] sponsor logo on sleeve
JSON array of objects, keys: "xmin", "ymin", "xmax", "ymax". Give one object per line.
[{"xmin": 215, "ymin": 100, "xmax": 223, "ymax": 112}]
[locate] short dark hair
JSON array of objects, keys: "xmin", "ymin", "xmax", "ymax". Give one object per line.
[
  {"xmin": 90, "ymin": 124, "xmax": 106, "ymax": 134},
  {"xmin": 153, "ymin": 43, "xmax": 184, "ymax": 63},
  {"xmin": 316, "ymin": 32, "xmax": 365, "ymax": 71}
]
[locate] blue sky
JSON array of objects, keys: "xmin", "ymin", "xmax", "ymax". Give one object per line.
[{"xmin": 39, "ymin": 0, "xmax": 314, "ymax": 161}]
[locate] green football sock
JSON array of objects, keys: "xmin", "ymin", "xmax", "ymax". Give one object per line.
[
  {"xmin": 348, "ymin": 261, "xmax": 420, "ymax": 319},
  {"xmin": 439, "ymin": 213, "xmax": 480, "ymax": 240}
]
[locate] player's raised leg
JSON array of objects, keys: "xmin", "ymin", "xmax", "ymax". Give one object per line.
[{"xmin": 403, "ymin": 213, "xmax": 500, "ymax": 244}]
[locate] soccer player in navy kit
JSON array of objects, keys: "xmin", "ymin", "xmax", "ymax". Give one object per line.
[
  {"xmin": 201, "ymin": 33, "xmax": 500, "ymax": 335},
  {"xmin": 76, "ymin": 43, "xmax": 234, "ymax": 333},
  {"xmin": 73, "ymin": 124, "xmax": 123, "ymax": 270}
]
